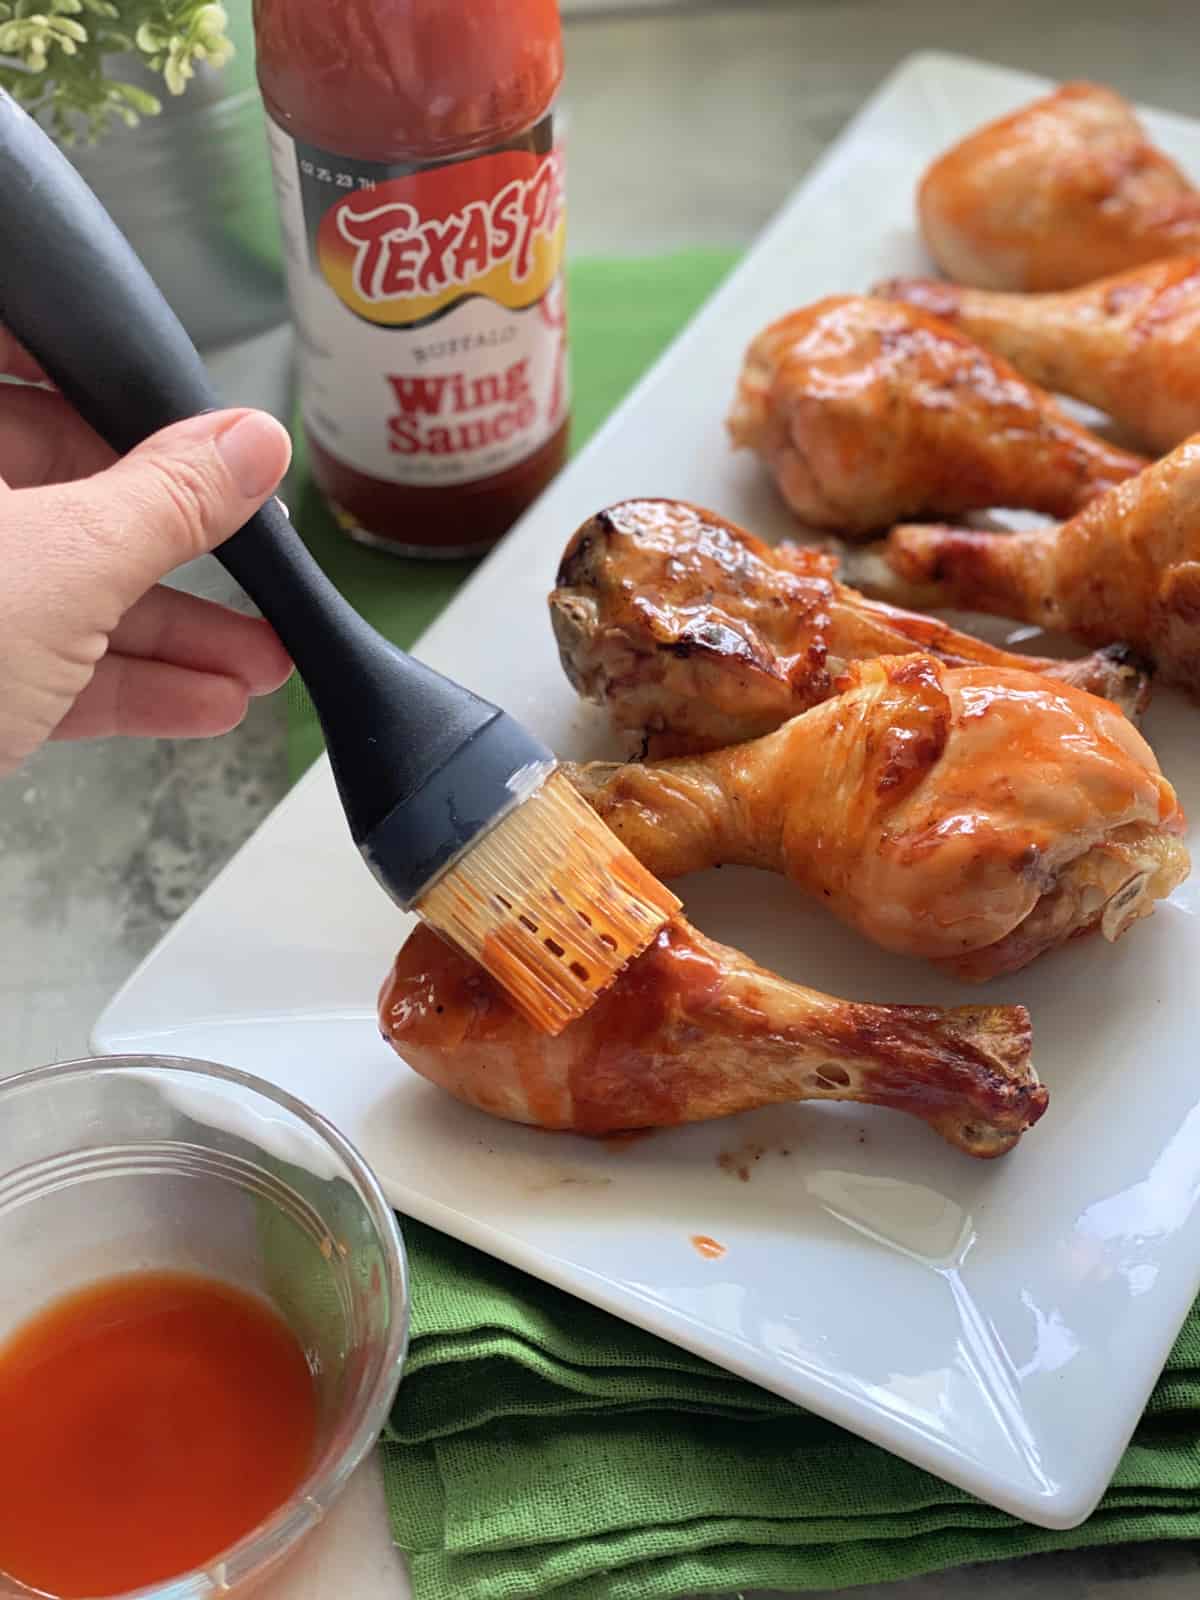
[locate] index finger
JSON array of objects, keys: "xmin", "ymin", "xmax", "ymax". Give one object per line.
[{"xmin": 0, "ymin": 325, "xmax": 48, "ymax": 384}]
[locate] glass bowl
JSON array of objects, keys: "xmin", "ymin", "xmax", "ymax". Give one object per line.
[{"xmin": 0, "ymin": 1055, "xmax": 409, "ymax": 1600}]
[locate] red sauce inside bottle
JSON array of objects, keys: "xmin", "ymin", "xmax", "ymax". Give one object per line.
[
  {"xmin": 255, "ymin": 0, "xmax": 568, "ymax": 555},
  {"xmin": 0, "ymin": 1271, "xmax": 317, "ymax": 1598}
]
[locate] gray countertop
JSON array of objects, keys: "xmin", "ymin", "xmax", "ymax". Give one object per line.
[{"xmin": 4, "ymin": 2, "xmax": 1198, "ymax": 1595}]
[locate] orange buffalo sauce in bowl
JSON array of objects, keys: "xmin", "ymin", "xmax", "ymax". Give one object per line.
[{"xmin": 0, "ymin": 1271, "xmax": 317, "ymax": 1599}]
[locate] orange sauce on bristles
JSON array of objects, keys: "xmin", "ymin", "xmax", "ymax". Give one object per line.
[
  {"xmin": 0, "ymin": 1270, "xmax": 317, "ymax": 1598},
  {"xmin": 417, "ymin": 768, "xmax": 680, "ymax": 1035}
]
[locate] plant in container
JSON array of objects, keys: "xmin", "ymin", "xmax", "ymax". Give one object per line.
[{"xmin": 0, "ymin": 0, "xmax": 285, "ymax": 349}]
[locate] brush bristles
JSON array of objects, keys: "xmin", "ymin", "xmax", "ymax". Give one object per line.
[{"xmin": 415, "ymin": 769, "xmax": 681, "ymax": 1035}]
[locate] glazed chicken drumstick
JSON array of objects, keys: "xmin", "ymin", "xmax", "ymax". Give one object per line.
[
  {"xmin": 380, "ymin": 916, "xmax": 1046, "ymax": 1158},
  {"xmin": 727, "ymin": 297, "xmax": 1145, "ymax": 536},
  {"xmin": 877, "ymin": 259, "xmax": 1200, "ymax": 455},
  {"xmin": 918, "ymin": 82, "xmax": 1200, "ymax": 291},
  {"xmin": 862, "ymin": 438, "xmax": 1200, "ymax": 697},
  {"xmin": 550, "ymin": 498, "xmax": 1150, "ymax": 754},
  {"xmin": 565, "ymin": 655, "xmax": 1188, "ymax": 982}
]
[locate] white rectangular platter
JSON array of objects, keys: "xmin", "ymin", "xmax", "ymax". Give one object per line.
[{"xmin": 95, "ymin": 51, "xmax": 1200, "ymax": 1529}]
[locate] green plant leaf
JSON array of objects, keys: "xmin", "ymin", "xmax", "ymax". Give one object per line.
[{"xmin": 0, "ymin": 0, "xmax": 235, "ymax": 141}]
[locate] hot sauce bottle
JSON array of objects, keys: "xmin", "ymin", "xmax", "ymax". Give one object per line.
[{"xmin": 254, "ymin": 0, "xmax": 568, "ymax": 556}]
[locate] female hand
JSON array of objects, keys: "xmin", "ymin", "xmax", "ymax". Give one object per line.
[{"xmin": 0, "ymin": 328, "xmax": 295, "ymax": 779}]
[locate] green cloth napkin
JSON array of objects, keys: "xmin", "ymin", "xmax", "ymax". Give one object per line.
[
  {"xmin": 284, "ymin": 252, "xmax": 1200, "ymax": 1598},
  {"xmin": 383, "ymin": 1222, "xmax": 1200, "ymax": 1600}
]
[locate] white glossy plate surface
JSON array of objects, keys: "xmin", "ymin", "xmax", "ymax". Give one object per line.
[{"xmin": 95, "ymin": 52, "xmax": 1200, "ymax": 1529}]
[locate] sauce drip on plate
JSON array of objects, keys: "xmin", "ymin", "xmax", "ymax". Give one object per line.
[
  {"xmin": 690, "ymin": 1235, "xmax": 727, "ymax": 1260},
  {"xmin": 0, "ymin": 1270, "xmax": 317, "ymax": 1598}
]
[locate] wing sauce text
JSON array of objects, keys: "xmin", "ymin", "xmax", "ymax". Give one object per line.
[{"xmin": 254, "ymin": 0, "xmax": 568, "ymax": 557}]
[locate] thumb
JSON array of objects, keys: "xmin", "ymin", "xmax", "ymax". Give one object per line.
[{"xmin": 48, "ymin": 408, "xmax": 292, "ymax": 610}]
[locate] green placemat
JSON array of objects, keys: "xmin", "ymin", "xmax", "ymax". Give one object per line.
[{"xmin": 285, "ymin": 253, "xmax": 1200, "ymax": 1598}]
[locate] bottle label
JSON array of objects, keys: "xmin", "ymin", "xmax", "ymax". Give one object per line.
[{"xmin": 265, "ymin": 112, "xmax": 568, "ymax": 488}]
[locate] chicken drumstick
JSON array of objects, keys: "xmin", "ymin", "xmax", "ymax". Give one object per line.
[
  {"xmin": 865, "ymin": 438, "xmax": 1200, "ymax": 697},
  {"xmin": 380, "ymin": 916, "xmax": 1046, "ymax": 1158},
  {"xmin": 565, "ymin": 655, "xmax": 1188, "ymax": 982},
  {"xmin": 918, "ymin": 82, "xmax": 1200, "ymax": 291},
  {"xmin": 550, "ymin": 498, "xmax": 1150, "ymax": 754},
  {"xmin": 877, "ymin": 258, "xmax": 1200, "ymax": 455},
  {"xmin": 727, "ymin": 297, "xmax": 1144, "ymax": 536}
]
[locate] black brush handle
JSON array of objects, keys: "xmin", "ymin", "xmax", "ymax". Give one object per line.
[{"xmin": 0, "ymin": 91, "xmax": 550, "ymax": 886}]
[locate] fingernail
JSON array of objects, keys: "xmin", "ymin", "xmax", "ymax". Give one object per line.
[{"xmin": 215, "ymin": 411, "xmax": 291, "ymax": 500}]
